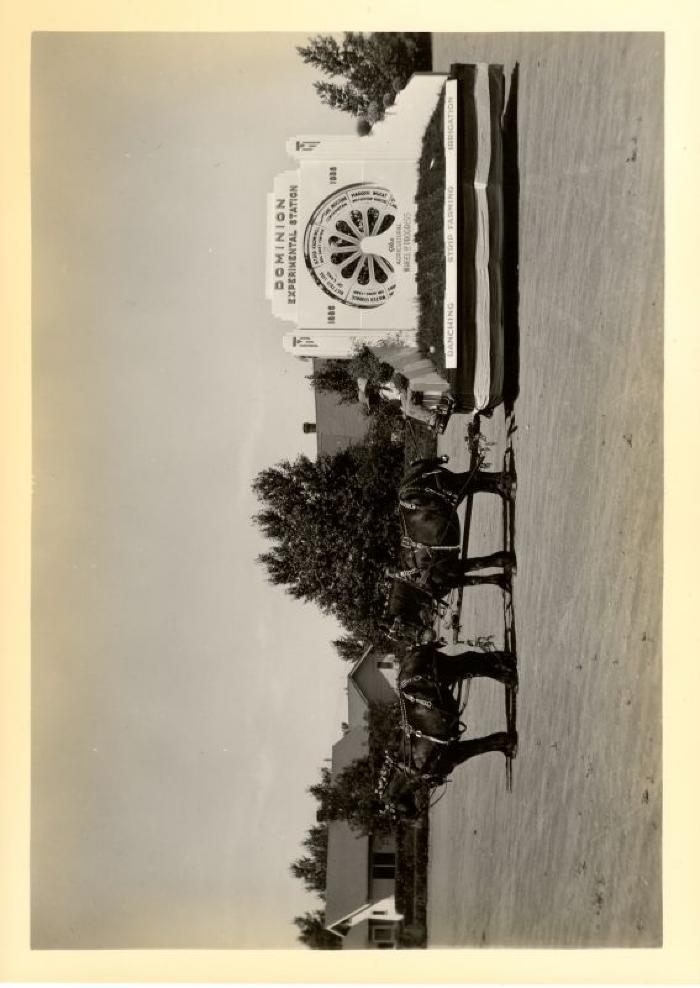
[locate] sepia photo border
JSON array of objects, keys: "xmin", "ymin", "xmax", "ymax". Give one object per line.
[{"xmin": 1, "ymin": 0, "xmax": 699, "ymax": 982}]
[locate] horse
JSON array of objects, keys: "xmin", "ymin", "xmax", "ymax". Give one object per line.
[
  {"xmin": 381, "ymin": 550, "xmax": 516, "ymax": 646},
  {"xmin": 381, "ymin": 576, "xmax": 441, "ymax": 645},
  {"xmin": 392, "ymin": 549, "xmax": 516, "ymax": 596},
  {"xmin": 377, "ymin": 642, "xmax": 518, "ymax": 820},
  {"xmin": 399, "ymin": 455, "xmax": 515, "ymax": 552}
]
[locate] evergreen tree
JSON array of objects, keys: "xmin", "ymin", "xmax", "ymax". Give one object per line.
[
  {"xmin": 292, "ymin": 910, "xmax": 342, "ymax": 949},
  {"xmin": 290, "ymin": 823, "xmax": 329, "ymax": 896},
  {"xmin": 306, "ymin": 361, "xmax": 359, "ymax": 404},
  {"xmin": 296, "ymin": 35, "xmax": 348, "ymax": 77},
  {"xmin": 306, "ymin": 346, "xmax": 394, "ymax": 405},
  {"xmin": 332, "ymin": 635, "xmax": 368, "ymax": 663},
  {"xmin": 298, "ymin": 32, "xmax": 431, "ymax": 118},
  {"xmin": 252, "ymin": 442, "xmax": 403, "ymax": 636},
  {"xmin": 313, "ymin": 80, "xmax": 368, "ymax": 116}
]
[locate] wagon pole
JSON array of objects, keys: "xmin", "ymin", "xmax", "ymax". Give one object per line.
[
  {"xmin": 450, "ymin": 414, "xmax": 481, "ymax": 643},
  {"xmin": 502, "ymin": 411, "xmax": 518, "ymax": 793},
  {"xmin": 412, "ymin": 825, "xmax": 419, "ymax": 922}
]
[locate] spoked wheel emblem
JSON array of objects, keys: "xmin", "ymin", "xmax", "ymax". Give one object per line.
[{"xmin": 303, "ymin": 184, "xmax": 398, "ymax": 309}]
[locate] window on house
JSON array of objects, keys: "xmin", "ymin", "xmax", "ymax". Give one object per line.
[
  {"xmin": 371, "ymin": 925, "xmax": 396, "ymax": 942},
  {"xmin": 373, "ymin": 852, "xmax": 395, "ymax": 864},
  {"xmin": 372, "ymin": 865, "xmax": 395, "ymax": 879},
  {"xmin": 372, "ymin": 851, "xmax": 395, "ymax": 880},
  {"xmin": 378, "ymin": 661, "xmax": 394, "ymax": 670}
]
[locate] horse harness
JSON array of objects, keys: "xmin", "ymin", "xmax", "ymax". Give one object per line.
[
  {"xmin": 399, "ymin": 460, "xmax": 482, "ymax": 516},
  {"xmin": 398, "ymin": 463, "xmax": 479, "ymax": 554},
  {"xmin": 397, "ymin": 670, "xmax": 463, "ymax": 767}
]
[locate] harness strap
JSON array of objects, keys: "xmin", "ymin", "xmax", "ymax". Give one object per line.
[
  {"xmin": 399, "ymin": 534, "xmax": 461, "ymax": 552},
  {"xmin": 403, "ymin": 724, "xmax": 457, "ymax": 746},
  {"xmin": 396, "ymin": 567, "xmax": 422, "ymax": 582},
  {"xmin": 400, "ymin": 685, "xmax": 462, "ymax": 731},
  {"xmin": 399, "ymin": 673, "xmax": 432, "ymax": 690},
  {"xmin": 401, "ymin": 691, "xmax": 434, "ymax": 711},
  {"xmin": 400, "ymin": 490, "xmax": 458, "ymax": 511}
]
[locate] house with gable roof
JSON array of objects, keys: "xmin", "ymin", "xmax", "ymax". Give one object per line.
[{"xmin": 323, "ymin": 645, "xmax": 403, "ymax": 948}]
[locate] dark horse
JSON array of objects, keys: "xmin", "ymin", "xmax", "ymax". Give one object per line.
[
  {"xmin": 383, "ymin": 551, "xmax": 516, "ymax": 643},
  {"xmin": 382, "ymin": 576, "xmax": 439, "ymax": 644},
  {"xmin": 393, "ymin": 549, "xmax": 516, "ymax": 596},
  {"xmin": 399, "ymin": 454, "xmax": 515, "ymax": 552},
  {"xmin": 378, "ymin": 642, "xmax": 517, "ymax": 820}
]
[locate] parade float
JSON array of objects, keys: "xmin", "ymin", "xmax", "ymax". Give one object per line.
[{"xmin": 265, "ymin": 64, "xmax": 516, "ymax": 413}]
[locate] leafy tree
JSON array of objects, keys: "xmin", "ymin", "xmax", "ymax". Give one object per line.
[
  {"xmin": 347, "ymin": 345, "xmax": 394, "ymax": 385},
  {"xmin": 310, "ymin": 761, "xmax": 387, "ymax": 835},
  {"xmin": 290, "ymin": 823, "xmax": 329, "ymax": 896},
  {"xmin": 307, "ymin": 702, "xmax": 401, "ymax": 837},
  {"xmin": 368, "ymin": 698, "xmax": 402, "ymax": 759},
  {"xmin": 306, "ymin": 346, "xmax": 394, "ymax": 405},
  {"xmin": 306, "ymin": 361, "xmax": 359, "ymax": 404},
  {"xmin": 252, "ymin": 441, "xmax": 403, "ymax": 637},
  {"xmin": 293, "ymin": 910, "xmax": 342, "ymax": 949}
]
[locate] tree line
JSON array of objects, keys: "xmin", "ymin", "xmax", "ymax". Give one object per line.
[
  {"xmin": 252, "ymin": 346, "xmax": 405, "ymax": 648},
  {"xmin": 251, "ymin": 346, "xmax": 410, "ymax": 948}
]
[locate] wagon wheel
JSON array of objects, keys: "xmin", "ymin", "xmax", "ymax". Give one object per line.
[{"xmin": 303, "ymin": 184, "xmax": 398, "ymax": 309}]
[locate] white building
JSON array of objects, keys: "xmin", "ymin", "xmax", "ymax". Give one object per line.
[{"xmin": 323, "ymin": 646, "xmax": 404, "ymax": 949}]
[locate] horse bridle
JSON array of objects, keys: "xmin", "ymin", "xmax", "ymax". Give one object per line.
[
  {"xmin": 399, "ymin": 674, "xmax": 462, "ymax": 739},
  {"xmin": 396, "ymin": 670, "xmax": 464, "ymax": 786},
  {"xmin": 398, "ymin": 459, "xmax": 482, "ymax": 555},
  {"xmin": 385, "ymin": 461, "xmax": 485, "ymax": 801}
]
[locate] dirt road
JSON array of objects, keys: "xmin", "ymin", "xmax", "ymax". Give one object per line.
[{"xmin": 429, "ymin": 33, "xmax": 663, "ymax": 947}]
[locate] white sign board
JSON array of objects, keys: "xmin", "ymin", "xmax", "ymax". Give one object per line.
[
  {"xmin": 443, "ymin": 79, "xmax": 458, "ymax": 369},
  {"xmin": 295, "ymin": 160, "xmax": 420, "ymax": 331}
]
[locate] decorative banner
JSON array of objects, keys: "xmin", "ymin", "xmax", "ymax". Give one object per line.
[
  {"xmin": 443, "ymin": 80, "xmax": 458, "ymax": 369},
  {"xmin": 472, "ymin": 63, "xmax": 494, "ymax": 409}
]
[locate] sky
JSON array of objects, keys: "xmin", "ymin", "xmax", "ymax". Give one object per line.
[{"xmin": 31, "ymin": 32, "xmax": 366, "ymax": 949}]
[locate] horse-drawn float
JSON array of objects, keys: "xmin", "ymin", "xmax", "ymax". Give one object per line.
[{"xmin": 375, "ymin": 454, "xmax": 519, "ymax": 819}]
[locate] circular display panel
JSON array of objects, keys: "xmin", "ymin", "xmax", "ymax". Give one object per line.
[{"xmin": 303, "ymin": 184, "xmax": 398, "ymax": 309}]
